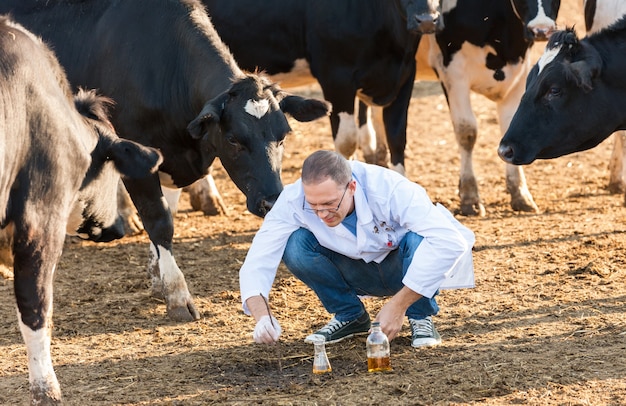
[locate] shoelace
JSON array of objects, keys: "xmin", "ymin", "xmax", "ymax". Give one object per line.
[
  {"xmin": 319, "ymin": 318, "xmax": 350, "ymax": 334},
  {"xmin": 409, "ymin": 317, "xmax": 433, "ymax": 337}
]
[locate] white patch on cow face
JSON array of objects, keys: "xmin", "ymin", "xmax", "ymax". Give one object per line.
[
  {"xmin": 526, "ymin": 1, "xmax": 556, "ymax": 33},
  {"xmin": 537, "ymin": 43, "xmax": 562, "ymax": 74},
  {"xmin": 244, "ymin": 99, "xmax": 270, "ymax": 119}
]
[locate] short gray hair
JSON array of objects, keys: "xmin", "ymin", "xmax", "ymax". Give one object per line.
[{"xmin": 301, "ymin": 150, "xmax": 351, "ymax": 186}]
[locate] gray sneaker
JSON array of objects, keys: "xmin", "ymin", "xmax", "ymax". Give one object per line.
[
  {"xmin": 304, "ymin": 312, "xmax": 371, "ymax": 344},
  {"xmin": 409, "ymin": 316, "xmax": 442, "ymax": 348}
]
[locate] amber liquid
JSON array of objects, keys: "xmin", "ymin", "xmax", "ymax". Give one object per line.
[
  {"xmin": 312, "ymin": 364, "xmax": 332, "ymax": 374},
  {"xmin": 367, "ymin": 356, "xmax": 392, "ymax": 372}
]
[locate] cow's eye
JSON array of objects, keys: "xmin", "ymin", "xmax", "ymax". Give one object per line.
[
  {"xmin": 226, "ymin": 134, "xmax": 244, "ymax": 151},
  {"xmin": 226, "ymin": 134, "xmax": 238, "ymax": 146},
  {"xmin": 546, "ymin": 86, "xmax": 561, "ymax": 100}
]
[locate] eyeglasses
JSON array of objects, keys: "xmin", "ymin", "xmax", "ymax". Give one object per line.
[{"xmin": 303, "ymin": 182, "xmax": 350, "ymax": 215}]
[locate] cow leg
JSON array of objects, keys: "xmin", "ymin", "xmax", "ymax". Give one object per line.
[
  {"xmin": 356, "ymin": 100, "xmax": 378, "ymax": 164},
  {"xmin": 183, "ymin": 168, "xmax": 228, "ymax": 216},
  {"xmin": 161, "ymin": 187, "xmax": 183, "ymax": 215},
  {"xmin": 608, "ymin": 131, "xmax": 626, "ymax": 194},
  {"xmin": 368, "ymin": 105, "xmax": 391, "ymax": 168},
  {"xmin": 117, "ymin": 180, "xmax": 144, "ymax": 235},
  {"xmin": 383, "ymin": 73, "xmax": 415, "ymax": 177},
  {"xmin": 122, "ymin": 175, "xmax": 200, "ymax": 321},
  {"xmin": 438, "ymin": 77, "xmax": 485, "ymax": 216},
  {"xmin": 0, "ymin": 225, "xmax": 14, "ymax": 279},
  {"xmin": 13, "ymin": 223, "xmax": 64, "ymax": 404},
  {"xmin": 323, "ymin": 86, "xmax": 359, "ymax": 160},
  {"xmin": 496, "ymin": 74, "xmax": 539, "ymax": 213}
]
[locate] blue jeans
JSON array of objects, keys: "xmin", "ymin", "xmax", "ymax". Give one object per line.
[{"xmin": 282, "ymin": 228, "xmax": 439, "ymax": 322}]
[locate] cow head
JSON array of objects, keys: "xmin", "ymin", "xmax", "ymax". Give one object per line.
[
  {"xmin": 396, "ymin": 0, "xmax": 441, "ymax": 34},
  {"xmin": 187, "ymin": 74, "xmax": 331, "ymax": 217},
  {"xmin": 68, "ymin": 89, "xmax": 163, "ymax": 241},
  {"xmin": 510, "ymin": 0, "xmax": 561, "ymax": 41},
  {"xmin": 498, "ymin": 27, "xmax": 613, "ymax": 165}
]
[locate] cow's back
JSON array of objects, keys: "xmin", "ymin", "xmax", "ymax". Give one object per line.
[
  {"xmin": 0, "ymin": 0, "xmax": 242, "ymax": 148},
  {"xmin": 203, "ymin": 0, "xmax": 307, "ymax": 75},
  {"xmin": 0, "ymin": 17, "xmax": 91, "ymax": 220}
]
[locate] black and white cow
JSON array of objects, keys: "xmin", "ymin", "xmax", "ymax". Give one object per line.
[
  {"xmin": 583, "ymin": 0, "xmax": 626, "ymax": 193},
  {"xmin": 498, "ymin": 22, "xmax": 626, "ymax": 184},
  {"xmin": 0, "ymin": 0, "xmax": 331, "ymax": 322},
  {"xmin": 584, "ymin": 0, "xmax": 626, "ymax": 32},
  {"xmin": 202, "ymin": 0, "xmax": 438, "ymax": 165},
  {"xmin": 367, "ymin": 0, "xmax": 560, "ymax": 216},
  {"xmin": 0, "ymin": 17, "xmax": 162, "ymax": 405}
]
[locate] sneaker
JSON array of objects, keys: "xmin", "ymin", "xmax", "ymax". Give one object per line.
[
  {"xmin": 409, "ymin": 316, "xmax": 442, "ymax": 348},
  {"xmin": 304, "ymin": 312, "xmax": 371, "ymax": 344}
]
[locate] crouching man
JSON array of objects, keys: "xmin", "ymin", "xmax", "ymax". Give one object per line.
[{"xmin": 240, "ymin": 150, "xmax": 475, "ymax": 347}]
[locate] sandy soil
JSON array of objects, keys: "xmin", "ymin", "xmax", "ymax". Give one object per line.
[{"xmin": 2, "ymin": 1, "xmax": 626, "ymax": 405}]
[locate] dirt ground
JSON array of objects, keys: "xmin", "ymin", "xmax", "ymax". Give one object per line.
[{"xmin": 2, "ymin": 1, "xmax": 626, "ymax": 405}]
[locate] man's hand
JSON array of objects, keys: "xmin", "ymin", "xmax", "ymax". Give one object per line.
[
  {"xmin": 253, "ymin": 315, "xmax": 282, "ymax": 344},
  {"xmin": 376, "ymin": 286, "xmax": 423, "ymax": 341}
]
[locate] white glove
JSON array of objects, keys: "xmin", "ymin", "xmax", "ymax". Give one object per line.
[{"xmin": 253, "ymin": 315, "xmax": 282, "ymax": 344}]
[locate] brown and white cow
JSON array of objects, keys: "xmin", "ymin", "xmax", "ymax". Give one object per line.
[{"xmin": 0, "ymin": 17, "xmax": 161, "ymax": 405}]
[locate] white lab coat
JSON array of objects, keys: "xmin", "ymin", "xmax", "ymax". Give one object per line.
[{"xmin": 239, "ymin": 160, "xmax": 475, "ymax": 314}]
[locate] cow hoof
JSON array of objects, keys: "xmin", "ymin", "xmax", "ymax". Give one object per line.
[
  {"xmin": 122, "ymin": 211, "xmax": 145, "ymax": 236},
  {"xmin": 186, "ymin": 184, "xmax": 229, "ymax": 216},
  {"xmin": 31, "ymin": 385, "xmax": 62, "ymax": 406},
  {"xmin": 167, "ymin": 301, "xmax": 201, "ymax": 322},
  {"xmin": 511, "ymin": 199, "xmax": 539, "ymax": 213},
  {"xmin": 608, "ymin": 181, "xmax": 625, "ymax": 194},
  {"xmin": 460, "ymin": 202, "xmax": 486, "ymax": 217}
]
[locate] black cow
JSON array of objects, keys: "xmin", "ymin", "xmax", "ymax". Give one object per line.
[
  {"xmin": 0, "ymin": 0, "xmax": 331, "ymax": 322},
  {"xmin": 367, "ymin": 0, "xmax": 560, "ymax": 216},
  {"xmin": 184, "ymin": 0, "xmax": 437, "ymax": 217},
  {"xmin": 0, "ymin": 17, "xmax": 161, "ymax": 405},
  {"xmin": 202, "ymin": 0, "xmax": 438, "ymax": 165},
  {"xmin": 498, "ymin": 23, "xmax": 626, "ymax": 182}
]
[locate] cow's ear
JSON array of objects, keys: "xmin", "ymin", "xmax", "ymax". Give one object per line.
[
  {"xmin": 108, "ymin": 139, "xmax": 163, "ymax": 178},
  {"xmin": 279, "ymin": 95, "xmax": 332, "ymax": 122},
  {"xmin": 187, "ymin": 94, "xmax": 228, "ymax": 139},
  {"xmin": 567, "ymin": 61, "xmax": 595, "ymax": 92},
  {"xmin": 567, "ymin": 44, "xmax": 602, "ymax": 92}
]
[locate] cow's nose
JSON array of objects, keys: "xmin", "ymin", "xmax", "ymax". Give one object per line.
[
  {"xmin": 412, "ymin": 14, "xmax": 439, "ymax": 34},
  {"xmin": 259, "ymin": 198, "xmax": 275, "ymax": 217},
  {"xmin": 497, "ymin": 144, "xmax": 515, "ymax": 163},
  {"xmin": 531, "ymin": 27, "xmax": 554, "ymax": 42}
]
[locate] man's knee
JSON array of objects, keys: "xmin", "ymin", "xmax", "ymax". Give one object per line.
[{"xmin": 283, "ymin": 228, "xmax": 316, "ymax": 268}]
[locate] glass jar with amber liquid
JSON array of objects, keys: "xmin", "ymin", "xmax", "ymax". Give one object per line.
[
  {"xmin": 366, "ymin": 322, "xmax": 392, "ymax": 372},
  {"xmin": 312, "ymin": 339, "xmax": 332, "ymax": 374}
]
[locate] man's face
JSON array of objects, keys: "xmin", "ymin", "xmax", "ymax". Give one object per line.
[{"xmin": 302, "ymin": 178, "xmax": 355, "ymax": 227}]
